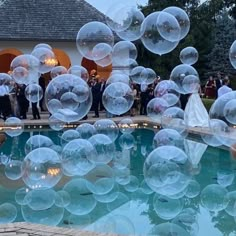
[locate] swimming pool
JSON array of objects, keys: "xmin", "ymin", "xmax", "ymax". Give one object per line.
[{"xmin": 0, "ymin": 128, "xmax": 235, "ymax": 236}]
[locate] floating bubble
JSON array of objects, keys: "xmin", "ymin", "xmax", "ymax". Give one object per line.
[
  {"xmin": 162, "ymin": 93, "xmax": 180, "ymax": 107},
  {"xmin": 49, "ymin": 114, "xmax": 65, "ymax": 131},
  {"xmin": 201, "ymin": 184, "xmax": 228, "ymax": 212},
  {"xmin": 149, "ymin": 222, "xmax": 189, "ymax": 236},
  {"xmin": 140, "ymin": 179, "xmax": 154, "ymax": 195},
  {"xmin": 102, "ymin": 82, "xmax": 134, "ymax": 115},
  {"xmin": 76, "ymin": 21, "xmax": 114, "ymax": 60},
  {"xmin": 76, "ymin": 123, "xmax": 97, "ymax": 139},
  {"xmin": 93, "ymin": 184, "xmax": 119, "ymax": 203},
  {"xmin": 24, "ymin": 135, "xmax": 54, "ymax": 154},
  {"xmin": 0, "ymin": 73, "xmax": 14, "ymax": 94},
  {"xmin": 47, "ymin": 99, "xmax": 63, "ymax": 114},
  {"xmin": 86, "ymin": 164, "xmax": 115, "ymax": 195},
  {"xmin": 170, "ymin": 64, "xmax": 199, "ymax": 94},
  {"xmin": 25, "ymin": 189, "xmax": 56, "ymax": 210},
  {"xmin": 55, "ymin": 190, "xmax": 71, "ymax": 207},
  {"xmin": 141, "ymin": 12, "xmax": 179, "ymax": 55},
  {"xmin": 112, "ymin": 151, "xmax": 130, "ymax": 170},
  {"xmin": 50, "ymin": 66, "xmax": 68, "ymax": 79},
  {"xmin": 106, "ymin": 5, "xmax": 134, "ymax": 32},
  {"xmin": 172, "ymin": 208, "xmax": 199, "ymax": 235},
  {"xmin": 112, "ymin": 41, "xmax": 137, "ymax": 67},
  {"xmin": 217, "ymin": 170, "xmax": 234, "ymax": 187},
  {"xmin": 4, "ymin": 117, "xmax": 24, "ymax": 137},
  {"xmin": 229, "ymin": 40, "xmax": 236, "ymax": 69},
  {"xmin": 94, "ymin": 214, "xmax": 135, "ymax": 235},
  {"xmin": 34, "ymin": 43, "xmax": 52, "ymax": 50},
  {"xmin": 94, "ymin": 53, "xmax": 112, "ymax": 67},
  {"xmin": 22, "ymin": 147, "xmax": 62, "ymax": 190},
  {"xmin": 153, "ymin": 128, "xmax": 184, "ymax": 149},
  {"xmin": 5, "ymin": 160, "xmax": 22, "ymax": 180},
  {"xmin": 119, "ymin": 133, "xmax": 135, "ymax": 150},
  {"xmin": 21, "ymin": 204, "xmax": 64, "ymax": 226},
  {"xmin": 60, "ymin": 129, "xmax": 80, "ymax": 146},
  {"xmin": 223, "ymin": 99, "xmax": 236, "ymax": 125},
  {"xmin": 161, "ymin": 107, "xmax": 187, "ymax": 136},
  {"xmin": 224, "ymin": 191, "xmax": 236, "ymax": 216},
  {"xmin": 106, "ymin": 72, "xmax": 130, "ymax": 86},
  {"xmin": 130, "ymin": 66, "xmax": 146, "ymax": 84},
  {"xmin": 163, "ymin": 6, "xmax": 190, "ymax": 40},
  {"xmin": 118, "ymin": 118, "xmax": 135, "ymax": 134},
  {"xmin": 116, "ymin": 8, "xmax": 145, "ymax": 41},
  {"xmin": 88, "ymin": 134, "xmax": 115, "ymax": 164},
  {"xmin": 124, "ymin": 175, "xmax": 139, "ymax": 192},
  {"xmin": 180, "ymin": 46, "xmax": 199, "ymax": 65},
  {"xmin": 182, "ymin": 74, "xmax": 200, "ymax": 94},
  {"xmin": 25, "ymin": 83, "xmax": 43, "ymax": 103},
  {"xmin": 147, "ymin": 97, "xmax": 169, "ymax": 122},
  {"xmin": 15, "ymin": 187, "xmax": 31, "ymax": 205},
  {"xmin": 156, "ymin": 11, "xmax": 181, "ymax": 42},
  {"xmin": 31, "ymin": 47, "xmax": 57, "ymax": 73},
  {"xmin": 185, "ymin": 179, "xmax": 201, "ymax": 198},
  {"xmin": 94, "ymin": 119, "xmax": 119, "ymax": 142},
  {"xmin": 61, "ymin": 139, "xmax": 96, "ymax": 176},
  {"xmin": 92, "ymin": 42, "xmax": 112, "ymax": 61},
  {"xmin": 0, "ymin": 203, "xmax": 17, "ymax": 223},
  {"xmin": 45, "ymin": 74, "xmax": 92, "ymax": 123},
  {"xmin": 10, "ymin": 54, "xmax": 40, "ymax": 84},
  {"xmin": 114, "ymin": 167, "xmax": 131, "ymax": 185},
  {"xmin": 64, "ymin": 178, "xmax": 97, "ymax": 215},
  {"xmin": 154, "ymin": 80, "xmax": 179, "ymax": 98},
  {"xmin": 68, "ymin": 65, "xmax": 89, "ymax": 81},
  {"xmin": 153, "ymin": 194, "xmax": 183, "ymax": 220}
]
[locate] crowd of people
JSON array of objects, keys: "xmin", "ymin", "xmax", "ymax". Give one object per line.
[
  {"xmin": 0, "ymin": 69, "xmax": 234, "ymax": 121},
  {"xmin": 204, "ymin": 72, "xmax": 232, "ymax": 99}
]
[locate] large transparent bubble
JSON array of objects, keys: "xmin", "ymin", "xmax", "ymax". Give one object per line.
[
  {"xmin": 25, "ymin": 134, "xmax": 54, "ymax": 154},
  {"xmin": 201, "ymin": 184, "xmax": 228, "ymax": 212},
  {"xmin": 0, "ymin": 73, "xmax": 14, "ymax": 95},
  {"xmin": 4, "ymin": 117, "xmax": 24, "ymax": 137},
  {"xmin": 15, "ymin": 187, "xmax": 31, "ymax": 206},
  {"xmin": 88, "ymin": 134, "xmax": 115, "ymax": 164},
  {"xmin": 229, "ymin": 40, "xmax": 236, "ymax": 69},
  {"xmin": 223, "ymin": 99, "xmax": 236, "ymax": 125},
  {"xmin": 94, "ymin": 119, "xmax": 119, "ymax": 142},
  {"xmin": 147, "ymin": 97, "xmax": 169, "ymax": 122},
  {"xmin": 25, "ymin": 83, "xmax": 43, "ymax": 103},
  {"xmin": 55, "ymin": 190, "xmax": 71, "ymax": 208},
  {"xmin": 119, "ymin": 133, "xmax": 135, "ymax": 150},
  {"xmin": 217, "ymin": 170, "xmax": 234, "ymax": 188},
  {"xmin": 21, "ymin": 204, "xmax": 64, "ymax": 226},
  {"xmin": 45, "ymin": 74, "xmax": 92, "ymax": 122},
  {"xmin": 161, "ymin": 107, "xmax": 187, "ymax": 136},
  {"xmin": 60, "ymin": 129, "xmax": 80, "ymax": 146},
  {"xmin": 49, "ymin": 114, "xmax": 65, "ymax": 131},
  {"xmin": 50, "ymin": 66, "xmax": 68, "ymax": 79},
  {"xmin": 25, "ymin": 189, "xmax": 56, "ymax": 210},
  {"xmin": 10, "ymin": 54, "xmax": 40, "ymax": 85},
  {"xmin": 156, "ymin": 11, "xmax": 181, "ymax": 42},
  {"xmin": 86, "ymin": 164, "xmax": 115, "ymax": 195},
  {"xmin": 149, "ymin": 222, "xmax": 189, "ymax": 236},
  {"xmin": 102, "ymin": 82, "xmax": 134, "ymax": 115},
  {"xmin": 170, "ymin": 64, "xmax": 199, "ymax": 94},
  {"xmin": 123, "ymin": 175, "xmax": 139, "ymax": 192},
  {"xmin": 92, "ymin": 42, "xmax": 112, "ymax": 61},
  {"xmin": 5, "ymin": 160, "xmax": 22, "ymax": 180},
  {"xmin": 141, "ymin": 12, "xmax": 179, "ymax": 55},
  {"xmin": 106, "ymin": 72, "xmax": 130, "ymax": 86},
  {"xmin": 68, "ymin": 65, "xmax": 89, "ymax": 81},
  {"xmin": 116, "ymin": 8, "xmax": 145, "ymax": 42},
  {"xmin": 22, "ymin": 147, "xmax": 62, "ymax": 190},
  {"xmin": 34, "ymin": 43, "xmax": 52, "ymax": 50},
  {"xmin": 224, "ymin": 191, "xmax": 236, "ymax": 216},
  {"xmin": 112, "ymin": 41, "xmax": 137, "ymax": 67},
  {"xmin": 182, "ymin": 74, "xmax": 200, "ymax": 94},
  {"xmin": 31, "ymin": 47, "xmax": 57, "ymax": 73},
  {"xmin": 163, "ymin": 6, "xmax": 190, "ymax": 40},
  {"xmin": 153, "ymin": 194, "xmax": 183, "ymax": 220},
  {"xmin": 61, "ymin": 139, "xmax": 96, "ymax": 176},
  {"xmin": 118, "ymin": 118, "xmax": 135, "ymax": 134},
  {"xmin": 64, "ymin": 178, "xmax": 97, "ymax": 215},
  {"xmin": 185, "ymin": 179, "xmax": 200, "ymax": 198},
  {"xmin": 76, "ymin": 21, "xmax": 114, "ymax": 60},
  {"xmin": 153, "ymin": 128, "xmax": 184, "ymax": 149},
  {"xmin": 154, "ymin": 80, "xmax": 179, "ymax": 98},
  {"xmin": 0, "ymin": 203, "xmax": 17, "ymax": 223},
  {"xmin": 76, "ymin": 123, "xmax": 97, "ymax": 139},
  {"xmin": 180, "ymin": 46, "xmax": 199, "ymax": 65}
]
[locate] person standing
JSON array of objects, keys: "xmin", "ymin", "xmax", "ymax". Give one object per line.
[
  {"xmin": 91, "ymin": 76, "xmax": 101, "ymax": 118},
  {"xmin": 39, "ymin": 76, "xmax": 46, "ymax": 112},
  {"xmin": 205, "ymin": 76, "xmax": 216, "ymax": 99},
  {"xmin": 16, "ymin": 84, "xmax": 29, "ymax": 119},
  {"xmin": 99, "ymin": 78, "xmax": 106, "ymax": 111},
  {"xmin": 217, "ymin": 76, "xmax": 232, "ymax": 97}
]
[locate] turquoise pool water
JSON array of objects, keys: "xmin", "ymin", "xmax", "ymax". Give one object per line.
[{"xmin": 0, "ymin": 128, "xmax": 235, "ymax": 236}]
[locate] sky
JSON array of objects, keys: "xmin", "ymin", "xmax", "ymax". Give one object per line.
[{"xmin": 85, "ymin": 0, "xmax": 149, "ymax": 14}]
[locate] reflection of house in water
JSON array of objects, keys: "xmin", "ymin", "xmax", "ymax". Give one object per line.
[{"xmin": 0, "ymin": 0, "xmax": 112, "ymax": 81}]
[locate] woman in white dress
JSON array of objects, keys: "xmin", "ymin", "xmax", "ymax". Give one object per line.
[{"xmin": 184, "ymin": 88, "xmax": 209, "ymax": 127}]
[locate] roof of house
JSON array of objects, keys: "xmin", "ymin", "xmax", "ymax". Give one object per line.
[{"xmin": 0, "ymin": 0, "xmax": 107, "ymax": 41}]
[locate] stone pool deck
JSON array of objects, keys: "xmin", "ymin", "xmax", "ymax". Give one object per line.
[{"xmin": 0, "ymin": 222, "xmax": 117, "ymax": 236}]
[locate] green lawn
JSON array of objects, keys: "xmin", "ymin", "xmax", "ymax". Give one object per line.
[{"xmin": 202, "ymin": 98, "xmax": 215, "ymax": 112}]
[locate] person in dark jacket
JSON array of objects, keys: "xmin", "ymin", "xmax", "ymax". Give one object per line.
[{"xmin": 91, "ymin": 76, "xmax": 101, "ymax": 118}]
